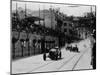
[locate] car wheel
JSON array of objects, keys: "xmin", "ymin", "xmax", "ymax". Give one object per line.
[
  {"xmin": 59, "ymin": 52, "xmax": 61, "ymax": 58},
  {"xmin": 43, "ymin": 53, "xmax": 46, "ymax": 61},
  {"xmin": 77, "ymin": 49, "xmax": 78, "ymax": 52},
  {"xmin": 55, "ymin": 55, "xmax": 58, "ymax": 60}
]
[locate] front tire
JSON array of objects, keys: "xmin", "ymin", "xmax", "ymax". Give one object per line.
[
  {"xmin": 55, "ymin": 54, "xmax": 58, "ymax": 60},
  {"xmin": 43, "ymin": 53, "xmax": 46, "ymax": 61},
  {"xmin": 59, "ymin": 52, "xmax": 61, "ymax": 58}
]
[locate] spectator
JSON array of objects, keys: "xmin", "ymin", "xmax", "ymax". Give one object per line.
[{"xmin": 91, "ymin": 42, "xmax": 96, "ymax": 69}]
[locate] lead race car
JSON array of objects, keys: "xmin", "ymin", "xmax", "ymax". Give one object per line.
[{"xmin": 43, "ymin": 46, "xmax": 62, "ymax": 61}]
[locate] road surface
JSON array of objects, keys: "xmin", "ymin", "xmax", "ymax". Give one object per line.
[{"xmin": 12, "ymin": 38, "xmax": 93, "ymax": 74}]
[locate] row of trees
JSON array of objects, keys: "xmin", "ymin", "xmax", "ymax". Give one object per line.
[{"xmin": 12, "ymin": 5, "xmax": 67, "ymax": 59}]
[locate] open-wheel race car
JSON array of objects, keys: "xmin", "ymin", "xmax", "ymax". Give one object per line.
[{"xmin": 43, "ymin": 47, "xmax": 62, "ymax": 61}]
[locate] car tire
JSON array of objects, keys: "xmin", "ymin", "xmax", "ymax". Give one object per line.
[
  {"xmin": 55, "ymin": 54, "xmax": 58, "ymax": 60},
  {"xmin": 43, "ymin": 53, "xmax": 46, "ymax": 61},
  {"xmin": 59, "ymin": 52, "xmax": 61, "ymax": 58}
]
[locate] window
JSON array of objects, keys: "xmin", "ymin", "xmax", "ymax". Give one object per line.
[
  {"xmin": 64, "ymin": 29, "xmax": 67, "ymax": 32},
  {"xmin": 69, "ymin": 23, "xmax": 72, "ymax": 27},
  {"xmin": 64, "ymin": 23, "xmax": 67, "ymax": 26}
]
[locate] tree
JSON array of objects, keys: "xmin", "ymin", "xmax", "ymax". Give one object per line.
[{"xmin": 12, "ymin": 12, "xmax": 21, "ymax": 59}]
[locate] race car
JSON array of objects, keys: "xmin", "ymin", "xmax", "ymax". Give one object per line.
[
  {"xmin": 43, "ymin": 46, "xmax": 62, "ymax": 61},
  {"xmin": 66, "ymin": 44, "xmax": 79, "ymax": 52}
]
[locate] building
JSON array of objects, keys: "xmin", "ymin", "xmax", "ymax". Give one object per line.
[{"xmin": 61, "ymin": 20, "xmax": 73, "ymax": 36}]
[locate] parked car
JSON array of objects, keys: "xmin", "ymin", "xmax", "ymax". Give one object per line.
[{"xmin": 43, "ymin": 46, "xmax": 62, "ymax": 61}]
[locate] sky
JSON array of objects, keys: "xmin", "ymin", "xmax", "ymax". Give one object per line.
[{"xmin": 12, "ymin": 1, "xmax": 96, "ymax": 17}]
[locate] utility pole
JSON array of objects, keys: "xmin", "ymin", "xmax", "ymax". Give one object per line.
[
  {"xmin": 50, "ymin": 5, "xmax": 53, "ymax": 29},
  {"xmin": 25, "ymin": 3, "xmax": 30, "ymax": 56},
  {"xmin": 91, "ymin": 6, "xmax": 92, "ymax": 14},
  {"xmin": 39, "ymin": 4, "xmax": 41, "ymax": 53},
  {"xmin": 90, "ymin": 6, "xmax": 93, "ymax": 18},
  {"xmin": 16, "ymin": 2, "xmax": 17, "ymax": 20},
  {"xmin": 42, "ymin": 5, "xmax": 46, "ymax": 60},
  {"xmin": 43, "ymin": 5, "xmax": 45, "ymax": 44},
  {"xmin": 25, "ymin": 3, "xmax": 27, "ymax": 18},
  {"xmin": 39, "ymin": 4, "xmax": 40, "ymax": 25},
  {"xmin": 43, "ymin": 5, "xmax": 45, "ymax": 27}
]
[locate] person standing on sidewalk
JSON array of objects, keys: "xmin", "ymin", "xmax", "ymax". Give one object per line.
[
  {"xmin": 91, "ymin": 35, "xmax": 96, "ymax": 69},
  {"xmin": 91, "ymin": 42, "xmax": 96, "ymax": 69}
]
